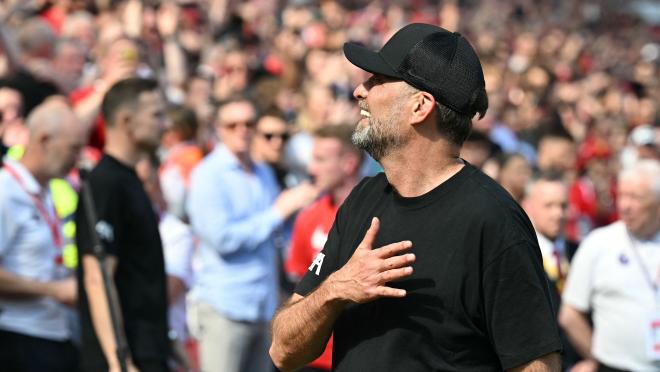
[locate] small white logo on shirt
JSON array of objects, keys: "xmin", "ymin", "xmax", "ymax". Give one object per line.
[
  {"xmin": 308, "ymin": 253, "xmax": 325, "ymax": 276},
  {"xmin": 95, "ymin": 221, "xmax": 114, "ymax": 242}
]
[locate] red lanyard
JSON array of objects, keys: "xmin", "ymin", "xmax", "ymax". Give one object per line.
[
  {"xmin": 3, "ymin": 163, "xmax": 63, "ymax": 249},
  {"xmin": 627, "ymin": 232, "xmax": 659, "ymax": 304}
]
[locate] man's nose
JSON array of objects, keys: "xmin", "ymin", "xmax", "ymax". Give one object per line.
[{"xmin": 353, "ymin": 83, "xmax": 367, "ymax": 100}]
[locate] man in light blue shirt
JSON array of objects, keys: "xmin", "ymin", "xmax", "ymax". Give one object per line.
[
  {"xmin": 187, "ymin": 97, "xmax": 319, "ymax": 372},
  {"xmin": 0, "ymin": 99, "xmax": 85, "ymax": 371}
]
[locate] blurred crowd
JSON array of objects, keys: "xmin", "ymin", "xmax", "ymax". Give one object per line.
[{"xmin": 0, "ymin": 0, "xmax": 658, "ymax": 371}]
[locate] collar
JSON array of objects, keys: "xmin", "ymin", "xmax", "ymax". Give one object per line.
[
  {"xmin": 536, "ymin": 232, "xmax": 566, "ymax": 257},
  {"xmin": 212, "ymin": 144, "xmax": 253, "ymax": 171},
  {"xmin": 3, "ymin": 158, "xmax": 43, "ymax": 195}
]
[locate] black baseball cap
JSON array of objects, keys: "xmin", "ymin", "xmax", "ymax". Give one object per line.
[{"xmin": 344, "ymin": 23, "xmax": 488, "ymax": 118}]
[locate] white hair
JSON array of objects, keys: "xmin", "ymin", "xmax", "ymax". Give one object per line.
[{"xmin": 618, "ymin": 159, "xmax": 660, "ymax": 199}]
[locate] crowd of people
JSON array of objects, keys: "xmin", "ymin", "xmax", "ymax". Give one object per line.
[{"xmin": 0, "ymin": 0, "xmax": 658, "ymax": 371}]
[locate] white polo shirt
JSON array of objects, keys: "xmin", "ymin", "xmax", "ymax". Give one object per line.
[
  {"xmin": 0, "ymin": 159, "xmax": 70, "ymax": 340},
  {"xmin": 563, "ymin": 221, "xmax": 660, "ymax": 371}
]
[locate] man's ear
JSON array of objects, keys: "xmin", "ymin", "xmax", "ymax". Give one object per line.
[
  {"xmin": 37, "ymin": 131, "xmax": 51, "ymax": 147},
  {"xmin": 410, "ymin": 91, "xmax": 436, "ymax": 126},
  {"xmin": 115, "ymin": 108, "xmax": 133, "ymax": 133}
]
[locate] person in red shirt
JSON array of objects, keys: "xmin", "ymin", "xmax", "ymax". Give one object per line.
[
  {"xmin": 285, "ymin": 124, "xmax": 364, "ymax": 372},
  {"xmin": 69, "ymin": 37, "xmax": 140, "ymax": 150}
]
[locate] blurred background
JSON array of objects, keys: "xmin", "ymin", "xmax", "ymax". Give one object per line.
[{"xmin": 0, "ymin": 0, "xmax": 658, "ymax": 371}]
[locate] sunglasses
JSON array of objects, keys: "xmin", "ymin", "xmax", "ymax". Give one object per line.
[
  {"xmin": 259, "ymin": 131, "xmax": 290, "ymax": 142},
  {"xmin": 222, "ymin": 120, "xmax": 256, "ymax": 130}
]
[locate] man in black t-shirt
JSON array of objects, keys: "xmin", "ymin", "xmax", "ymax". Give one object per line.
[
  {"xmin": 270, "ymin": 24, "xmax": 562, "ymax": 372},
  {"xmin": 75, "ymin": 78, "xmax": 169, "ymax": 372}
]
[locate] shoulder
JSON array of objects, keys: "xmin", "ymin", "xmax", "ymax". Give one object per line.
[
  {"xmin": 88, "ymin": 161, "xmax": 124, "ymax": 193},
  {"xmin": 460, "ymin": 166, "xmax": 529, "ymax": 223},
  {"xmin": 344, "ymin": 172, "xmax": 388, "ymax": 204},
  {"xmin": 578, "ymin": 221, "xmax": 626, "ymax": 254},
  {"xmin": 297, "ymin": 194, "xmax": 333, "ymax": 221}
]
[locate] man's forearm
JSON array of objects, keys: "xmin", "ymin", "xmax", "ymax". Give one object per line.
[
  {"xmin": 83, "ymin": 255, "xmax": 130, "ymax": 369},
  {"xmin": 0, "ymin": 268, "xmax": 51, "ymax": 298},
  {"xmin": 270, "ymin": 279, "xmax": 346, "ymax": 372},
  {"xmin": 558, "ymin": 304, "xmax": 593, "ymax": 358},
  {"xmin": 508, "ymin": 352, "xmax": 561, "ymax": 372}
]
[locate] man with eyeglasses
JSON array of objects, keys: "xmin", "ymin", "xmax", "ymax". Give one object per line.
[
  {"xmin": 251, "ymin": 110, "xmax": 291, "ymax": 189},
  {"xmin": 187, "ymin": 97, "xmax": 320, "ymax": 372}
]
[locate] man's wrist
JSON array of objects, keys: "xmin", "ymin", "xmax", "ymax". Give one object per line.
[{"xmin": 321, "ymin": 273, "xmax": 349, "ymax": 306}]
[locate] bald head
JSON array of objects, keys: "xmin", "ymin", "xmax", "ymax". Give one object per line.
[
  {"xmin": 23, "ymin": 98, "xmax": 85, "ymax": 180},
  {"xmin": 26, "ymin": 98, "xmax": 80, "ymax": 139}
]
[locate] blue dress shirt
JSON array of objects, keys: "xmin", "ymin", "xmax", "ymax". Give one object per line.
[{"xmin": 187, "ymin": 146, "xmax": 283, "ymax": 322}]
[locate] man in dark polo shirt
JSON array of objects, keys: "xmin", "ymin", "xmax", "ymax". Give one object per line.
[{"xmin": 76, "ymin": 78, "xmax": 169, "ymax": 372}]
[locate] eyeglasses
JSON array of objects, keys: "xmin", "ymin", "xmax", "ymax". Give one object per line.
[
  {"xmin": 259, "ymin": 131, "xmax": 290, "ymax": 142},
  {"xmin": 222, "ymin": 120, "xmax": 256, "ymax": 130}
]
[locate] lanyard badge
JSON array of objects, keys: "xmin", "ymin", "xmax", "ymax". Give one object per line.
[
  {"xmin": 3, "ymin": 164, "xmax": 64, "ymax": 251},
  {"xmin": 627, "ymin": 232, "xmax": 660, "ymax": 360}
]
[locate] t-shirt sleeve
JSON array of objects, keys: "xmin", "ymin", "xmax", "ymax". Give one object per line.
[
  {"xmin": 75, "ymin": 179, "xmax": 122, "ymax": 257},
  {"xmin": 562, "ymin": 234, "xmax": 599, "ymax": 312},
  {"xmin": 482, "ymin": 240, "xmax": 563, "ymax": 370},
  {"xmin": 294, "ymin": 218, "xmax": 341, "ymax": 296}
]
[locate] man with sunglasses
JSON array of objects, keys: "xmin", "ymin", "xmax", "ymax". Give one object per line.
[
  {"xmin": 271, "ymin": 24, "xmax": 561, "ymax": 372},
  {"xmin": 187, "ymin": 97, "xmax": 320, "ymax": 372},
  {"xmin": 251, "ymin": 111, "xmax": 291, "ymax": 189}
]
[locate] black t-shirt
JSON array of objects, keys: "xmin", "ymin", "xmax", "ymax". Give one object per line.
[
  {"xmin": 0, "ymin": 142, "xmax": 7, "ymax": 166},
  {"xmin": 296, "ymin": 164, "xmax": 562, "ymax": 372},
  {"xmin": 75, "ymin": 155, "xmax": 169, "ymax": 370}
]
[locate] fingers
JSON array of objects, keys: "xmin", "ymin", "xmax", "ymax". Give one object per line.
[
  {"xmin": 371, "ymin": 285, "xmax": 407, "ymax": 298},
  {"xmin": 379, "ymin": 266, "xmax": 414, "ymax": 283},
  {"xmin": 374, "ymin": 240, "xmax": 413, "ymax": 258},
  {"xmin": 381, "ymin": 253, "xmax": 415, "ymax": 270},
  {"xmin": 358, "ymin": 217, "xmax": 380, "ymax": 250}
]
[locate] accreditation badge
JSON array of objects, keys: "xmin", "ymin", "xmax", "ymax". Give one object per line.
[{"xmin": 648, "ymin": 313, "xmax": 660, "ymax": 360}]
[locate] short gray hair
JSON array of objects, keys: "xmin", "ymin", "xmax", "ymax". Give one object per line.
[{"xmin": 618, "ymin": 159, "xmax": 660, "ymax": 199}]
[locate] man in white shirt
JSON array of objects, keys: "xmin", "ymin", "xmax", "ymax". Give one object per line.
[
  {"xmin": 560, "ymin": 159, "xmax": 660, "ymax": 372},
  {"xmin": 0, "ymin": 98, "xmax": 85, "ymax": 371}
]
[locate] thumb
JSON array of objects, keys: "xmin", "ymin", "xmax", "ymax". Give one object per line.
[{"xmin": 358, "ymin": 217, "xmax": 379, "ymax": 250}]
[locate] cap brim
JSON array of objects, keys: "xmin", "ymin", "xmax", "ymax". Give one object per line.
[{"xmin": 343, "ymin": 42, "xmax": 402, "ymax": 79}]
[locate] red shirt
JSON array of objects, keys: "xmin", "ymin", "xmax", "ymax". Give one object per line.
[{"xmin": 285, "ymin": 194, "xmax": 337, "ymax": 371}]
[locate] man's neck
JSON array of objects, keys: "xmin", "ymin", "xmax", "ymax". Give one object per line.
[
  {"xmin": 630, "ymin": 222, "xmax": 660, "ymax": 242},
  {"xmin": 231, "ymin": 149, "xmax": 253, "ymax": 172},
  {"xmin": 380, "ymin": 138, "xmax": 463, "ymax": 198},
  {"xmin": 19, "ymin": 152, "xmax": 49, "ymax": 187},
  {"xmin": 105, "ymin": 142, "xmax": 141, "ymax": 169}
]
